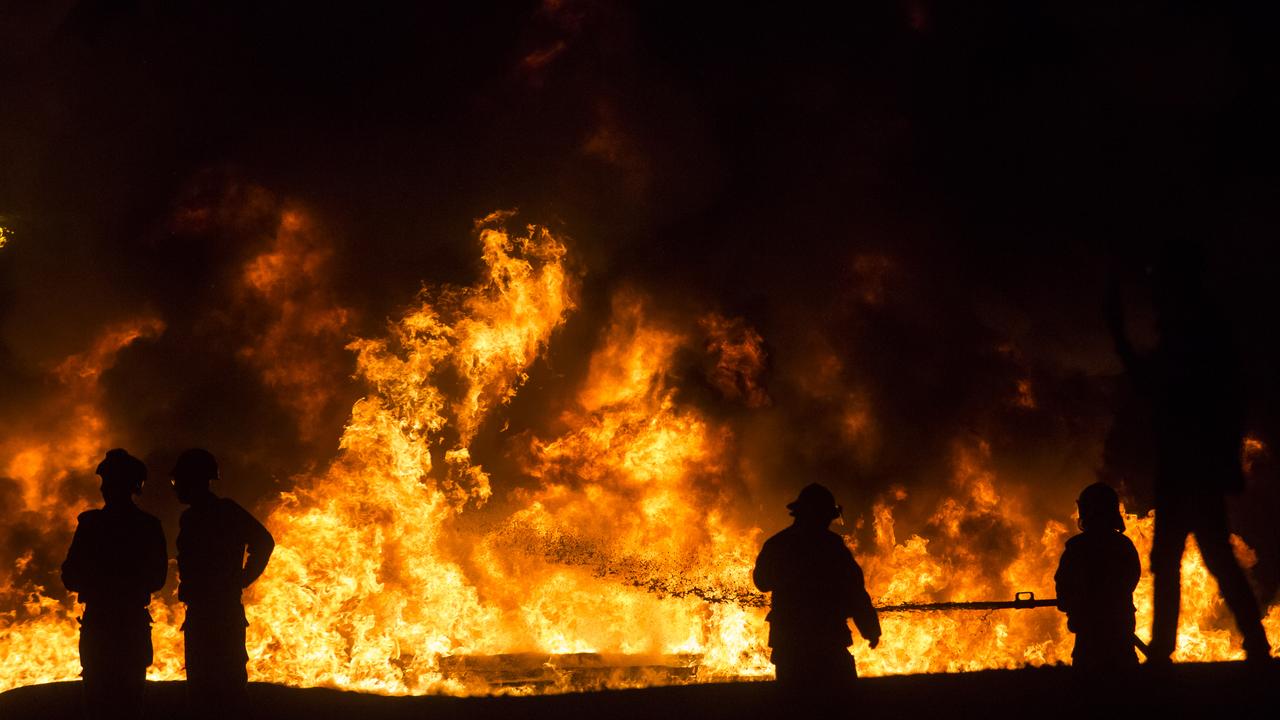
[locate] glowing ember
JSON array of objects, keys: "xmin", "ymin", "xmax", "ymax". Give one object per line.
[
  {"xmin": 1242, "ymin": 435, "xmax": 1267, "ymax": 476},
  {"xmin": 1, "ymin": 214, "xmax": 1276, "ymax": 697}
]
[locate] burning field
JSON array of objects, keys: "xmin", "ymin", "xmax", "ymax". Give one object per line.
[
  {"xmin": 1, "ymin": 206, "xmax": 1277, "ymax": 695},
  {"xmin": 3, "ymin": 0, "xmax": 1280, "ymax": 703}
]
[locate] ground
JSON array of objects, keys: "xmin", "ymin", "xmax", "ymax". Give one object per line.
[{"xmin": 2, "ymin": 664, "xmax": 1276, "ymax": 719}]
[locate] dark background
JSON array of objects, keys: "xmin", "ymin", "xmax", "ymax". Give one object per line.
[{"xmin": 2, "ymin": 1, "xmax": 1279, "ymax": 606}]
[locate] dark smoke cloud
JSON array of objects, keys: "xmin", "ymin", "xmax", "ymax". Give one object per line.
[{"xmin": 2, "ymin": 1, "xmax": 1280, "ymax": 606}]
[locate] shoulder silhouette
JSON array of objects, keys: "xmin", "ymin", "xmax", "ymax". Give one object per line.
[
  {"xmin": 1054, "ymin": 482, "xmax": 1140, "ymax": 670},
  {"xmin": 753, "ymin": 483, "xmax": 880, "ymax": 697},
  {"xmin": 61, "ymin": 449, "xmax": 167, "ymax": 720},
  {"xmin": 171, "ymin": 448, "xmax": 274, "ymax": 719}
]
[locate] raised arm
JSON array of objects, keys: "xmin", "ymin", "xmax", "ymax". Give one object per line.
[{"xmin": 238, "ymin": 505, "xmax": 275, "ymax": 588}]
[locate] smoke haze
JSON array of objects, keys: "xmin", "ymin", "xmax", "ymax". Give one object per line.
[{"xmin": 3, "ymin": 0, "xmax": 1279, "ymax": 645}]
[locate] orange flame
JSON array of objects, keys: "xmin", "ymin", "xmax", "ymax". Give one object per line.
[
  {"xmin": 700, "ymin": 314, "xmax": 769, "ymax": 408},
  {"xmin": 1242, "ymin": 435, "xmax": 1266, "ymax": 476},
  {"xmin": 0, "ymin": 316, "xmax": 165, "ymax": 689},
  {"xmin": 2, "ymin": 214, "xmax": 1276, "ymax": 697},
  {"xmin": 244, "ymin": 213, "xmax": 577, "ymax": 693},
  {"xmin": 237, "ymin": 208, "xmax": 354, "ymax": 442}
]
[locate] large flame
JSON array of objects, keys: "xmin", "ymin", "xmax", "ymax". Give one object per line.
[
  {"xmin": 1, "ymin": 212, "xmax": 1277, "ymax": 696},
  {"xmin": 0, "ymin": 316, "xmax": 166, "ymax": 688},
  {"xmin": 237, "ymin": 209, "xmax": 354, "ymax": 443},
  {"xmin": 243, "ymin": 212, "xmax": 576, "ymax": 693}
]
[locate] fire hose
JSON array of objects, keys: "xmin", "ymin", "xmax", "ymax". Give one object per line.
[
  {"xmin": 872, "ymin": 591, "xmax": 1150, "ymax": 658},
  {"xmin": 874, "ymin": 590, "xmax": 1056, "ymax": 613},
  {"xmin": 645, "ymin": 580, "xmax": 1150, "ymax": 658},
  {"xmin": 507, "ymin": 527, "xmax": 1150, "ymax": 658}
]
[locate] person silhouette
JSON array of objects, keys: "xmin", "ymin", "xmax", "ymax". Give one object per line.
[
  {"xmin": 171, "ymin": 448, "xmax": 274, "ymax": 718},
  {"xmin": 61, "ymin": 449, "xmax": 168, "ymax": 720},
  {"xmin": 753, "ymin": 483, "xmax": 881, "ymax": 694},
  {"xmin": 1055, "ymin": 482, "xmax": 1141, "ymax": 671},
  {"xmin": 1108, "ymin": 245, "xmax": 1272, "ymax": 665}
]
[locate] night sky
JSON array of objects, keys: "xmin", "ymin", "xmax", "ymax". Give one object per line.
[{"xmin": 3, "ymin": 2, "xmax": 1280, "ymax": 602}]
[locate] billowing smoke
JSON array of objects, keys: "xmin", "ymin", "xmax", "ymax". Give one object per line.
[{"xmin": 2, "ymin": 0, "xmax": 1279, "ymax": 690}]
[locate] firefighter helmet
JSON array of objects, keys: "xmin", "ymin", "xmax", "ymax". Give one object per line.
[
  {"xmin": 786, "ymin": 482, "xmax": 841, "ymax": 520},
  {"xmin": 1077, "ymin": 482, "xmax": 1124, "ymax": 532},
  {"xmin": 171, "ymin": 447, "xmax": 219, "ymax": 482},
  {"xmin": 96, "ymin": 448, "xmax": 146, "ymax": 495}
]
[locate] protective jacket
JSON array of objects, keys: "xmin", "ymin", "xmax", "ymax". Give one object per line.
[
  {"xmin": 177, "ymin": 496, "xmax": 273, "ymax": 610},
  {"xmin": 1055, "ymin": 528, "xmax": 1140, "ymax": 667},
  {"xmin": 62, "ymin": 503, "xmax": 168, "ymax": 668},
  {"xmin": 753, "ymin": 524, "xmax": 880, "ymax": 651}
]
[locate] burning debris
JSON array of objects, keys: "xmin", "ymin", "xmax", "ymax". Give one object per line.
[{"xmin": 437, "ymin": 652, "xmax": 701, "ymax": 692}]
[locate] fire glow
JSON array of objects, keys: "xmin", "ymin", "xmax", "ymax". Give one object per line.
[{"xmin": 1, "ymin": 211, "xmax": 1277, "ymax": 695}]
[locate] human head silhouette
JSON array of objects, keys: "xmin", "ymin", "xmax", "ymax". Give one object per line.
[
  {"xmin": 96, "ymin": 448, "xmax": 146, "ymax": 506},
  {"xmin": 171, "ymin": 448, "xmax": 218, "ymax": 505},
  {"xmin": 1076, "ymin": 482, "xmax": 1124, "ymax": 533},
  {"xmin": 786, "ymin": 483, "xmax": 842, "ymax": 525}
]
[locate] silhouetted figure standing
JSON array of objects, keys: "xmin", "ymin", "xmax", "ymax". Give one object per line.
[
  {"xmin": 62, "ymin": 449, "xmax": 168, "ymax": 720},
  {"xmin": 1108, "ymin": 247, "xmax": 1272, "ymax": 664},
  {"xmin": 1055, "ymin": 483, "xmax": 1140, "ymax": 671},
  {"xmin": 172, "ymin": 448, "xmax": 274, "ymax": 718},
  {"xmin": 753, "ymin": 483, "xmax": 880, "ymax": 694}
]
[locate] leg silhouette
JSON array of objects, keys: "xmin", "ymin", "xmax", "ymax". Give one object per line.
[
  {"xmin": 1149, "ymin": 513, "xmax": 1188, "ymax": 661},
  {"xmin": 1195, "ymin": 527, "xmax": 1269, "ymax": 657}
]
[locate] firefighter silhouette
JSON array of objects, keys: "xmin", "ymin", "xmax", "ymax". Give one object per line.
[
  {"xmin": 753, "ymin": 483, "xmax": 881, "ymax": 692},
  {"xmin": 172, "ymin": 448, "xmax": 274, "ymax": 718},
  {"xmin": 1054, "ymin": 483, "xmax": 1140, "ymax": 670},
  {"xmin": 61, "ymin": 449, "xmax": 168, "ymax": 720},
  {"xmin": 1108, "ymin": 245, "xmax": 1272, "ymax": 664}
]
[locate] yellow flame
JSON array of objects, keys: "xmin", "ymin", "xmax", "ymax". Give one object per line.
[
  {"xmin": 2, "ymin": 214, "xmax": 1276, "ymax": 697},
  {"xmin": 243, "ymin": 213, "xmax": 577, "ymax": 694},
  {"xmin": 0, "ymin": 316, "xmax": 165, "ymax": 690}
]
